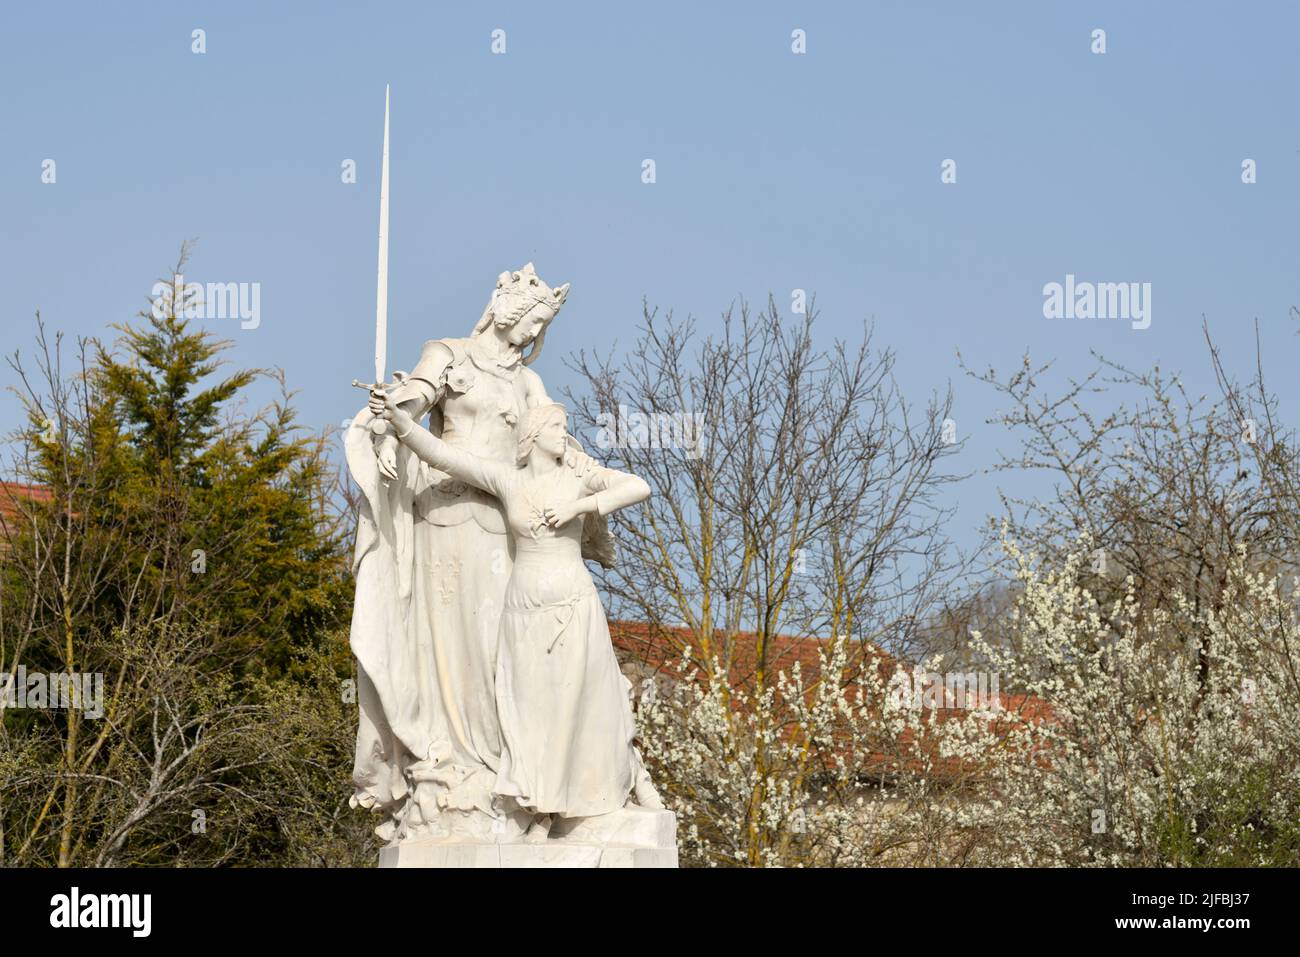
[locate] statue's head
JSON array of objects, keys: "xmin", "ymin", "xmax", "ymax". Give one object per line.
[
  {"xmin": 472, "ymin": 263, "xmax": 570, "ymax": 366},
  {"xmin": 515, "ymin": 401, "xmax": 616, "ymax": 563},
  {"xmin": 515, "ymin": 402, "xmax": 569, "ymax": 466}
]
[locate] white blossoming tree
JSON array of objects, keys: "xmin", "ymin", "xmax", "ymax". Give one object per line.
[
  {"xmin": 961, "ymin": 535, "xmax": 1300, "ymax": 866},
  {"xmin": 637, "ymin": 532, "xmax": 1300, "ymax": 867}
]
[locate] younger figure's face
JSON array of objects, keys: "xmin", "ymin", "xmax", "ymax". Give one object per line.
[{"xmin": 534, "ymin": 414, "xmax": 568, "ymax": 458}]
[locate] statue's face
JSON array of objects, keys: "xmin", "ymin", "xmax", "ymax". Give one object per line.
[
  {"xmin": 505, "ymin": 299, "xmax": 558, "ymax": 346},
  {"xmin": 490, "ymin": 264, "xmax": 569, "ymax": 350},
  {"xmin": 534, "ymin": 413, "xmax": 569, "ymax": 458}
]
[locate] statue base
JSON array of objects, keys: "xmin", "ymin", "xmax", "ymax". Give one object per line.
[{"xmin": 377, "ymin": 806, "xmax": 679, "ymax": 868}]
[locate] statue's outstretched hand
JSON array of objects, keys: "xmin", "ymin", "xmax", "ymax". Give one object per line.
[
  {"xmin": 368, "ymin": 388, "xmax": 415, "ymax": 479},
  {"xmin": 366, "ymin": 388, "xmax": 400, "ymax": 481},
  {"xmin": 368, "ymin": 387, "xmax": 396, "ymax": 420}
]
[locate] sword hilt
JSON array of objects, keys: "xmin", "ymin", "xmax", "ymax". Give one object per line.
[{"xmin": 351, "ymin": 379, "xmax": 390, "ymax": 436}]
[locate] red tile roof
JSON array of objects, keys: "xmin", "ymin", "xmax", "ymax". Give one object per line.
[
  {"xmin": 0, "ymin": 481, "xmax": 54, "ymax": 539},
  {"xmin": 610, "ymin": 619, "xmax": 1057, "ymax": 784}
]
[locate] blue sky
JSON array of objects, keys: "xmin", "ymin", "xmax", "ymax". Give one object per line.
[{"xmin": 2, "ymin": 1, "xmax": 1297, "ymax": 550}]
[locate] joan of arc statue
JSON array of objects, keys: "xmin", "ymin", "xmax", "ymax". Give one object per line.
[{"xmin": 345, "ymin": 264, "xmax": 621, "ymax": 841}]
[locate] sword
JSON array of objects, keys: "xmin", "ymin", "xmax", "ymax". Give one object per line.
[{"xmin": 353, "ymin": 84, "xmax": 391, "ymax": 436}]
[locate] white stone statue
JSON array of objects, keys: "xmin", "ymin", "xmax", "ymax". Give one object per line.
[
  {"xmin": 344, "ymin": 266, "xmax": 674, "ymax": 865},
  {"xmin": 346, "ymin": 265, "xmax": 568, "ymax": 839}
]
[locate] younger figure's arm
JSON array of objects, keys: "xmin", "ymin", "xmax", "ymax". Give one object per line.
[
  {"xmin": 583, "ymin": 466, "xmax": 651, "ymax": 516},
  {"xmin": 369, "ymin": 388, "xmax": 511, "ymax": 499},
  {"xmin": 541, "ymin": 463, "xmax": 650, "ymax": 529}
]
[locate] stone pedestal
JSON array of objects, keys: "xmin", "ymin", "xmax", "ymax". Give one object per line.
[{"xmin": 378, "ymin": 806, "xmax": 678, "ymax": 868}]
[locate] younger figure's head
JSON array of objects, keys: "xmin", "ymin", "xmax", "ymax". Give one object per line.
[{"xmin": 516, "ymin": 402, "xmax": 569, "ymax": 467}]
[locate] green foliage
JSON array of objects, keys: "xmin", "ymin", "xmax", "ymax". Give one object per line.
[
  {"xmin": 87, "ymin": 278, "xmax": 350, "ymax": 675},
  {"xmin": 1, "ymin": 249, "xmax": 366, "ymax": 866},
  {"xmin": 1156, "ymin": 762, "xmax": 1300, "ymax": 867}
]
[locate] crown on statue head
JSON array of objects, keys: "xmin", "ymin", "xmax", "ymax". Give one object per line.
[{"xmin": 495, "ymin": 262, "xmax": 570, "ymax": 309}]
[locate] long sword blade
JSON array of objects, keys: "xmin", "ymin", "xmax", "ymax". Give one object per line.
[{"xmin": 374, "ymin": 84, "xmax": 390, "ymax": 386}]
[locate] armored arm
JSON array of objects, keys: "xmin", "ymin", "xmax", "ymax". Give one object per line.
[
  {"xmin": 373, "ymin": 340, "xmax": 454, "ymax": 479},
  {"xmin": 369, "ymin": 388, "xmax": 512, "ymax": 499}
]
